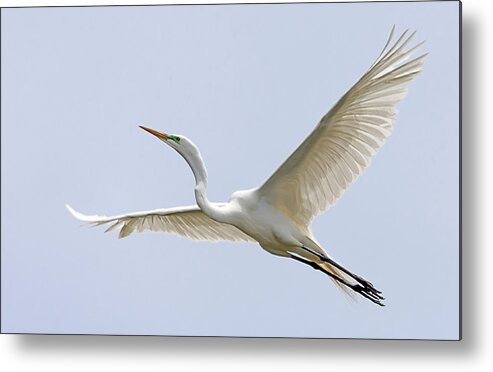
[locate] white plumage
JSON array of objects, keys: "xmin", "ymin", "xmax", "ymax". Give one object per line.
[
  {"xmin": 259, "ymin": 28, "xmax": 426, "ymax": 227},
  {"xmin": 66, "ymin": 204, "xmax": 254, "ymax": 241},
  {"xmin": 68, "ymin": 27, "xmax": 426, "ymax": 306}
]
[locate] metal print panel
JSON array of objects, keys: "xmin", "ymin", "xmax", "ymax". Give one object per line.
[{"xmin": 0, "ymin": 1, "xmax": 460, "ymax": 339}]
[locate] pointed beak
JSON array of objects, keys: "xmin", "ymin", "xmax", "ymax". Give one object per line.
[{"xmin": 139, "ymin": 125, "xmax": 170, "ymax": 141}]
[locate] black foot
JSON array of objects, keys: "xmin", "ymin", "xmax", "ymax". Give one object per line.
[{"xmin": 290, "ymin": 251, "xmax": 385, "ymax": 307}]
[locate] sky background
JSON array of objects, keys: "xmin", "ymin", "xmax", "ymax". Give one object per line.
[{"xmin": 1, "ymin": 1, "xmax": 459, "ymax": 339}]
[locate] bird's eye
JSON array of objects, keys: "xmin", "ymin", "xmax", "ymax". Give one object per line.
[{"xmin": 170, "ymin": 135, "xmax": 181, "ymax": 144}]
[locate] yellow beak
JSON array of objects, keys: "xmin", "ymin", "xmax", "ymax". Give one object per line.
[{"xmin": 139, "ymin": 125, "xmax": 170, "ymax": 141}]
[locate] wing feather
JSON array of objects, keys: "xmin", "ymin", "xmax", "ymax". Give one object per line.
[
  {"xmin": 66, "ymin": 204, "xmax": 255, "ymax": 242},
  {"xmin": 257, "ymin": 28, "xmax": 426, "ymax": 227}
]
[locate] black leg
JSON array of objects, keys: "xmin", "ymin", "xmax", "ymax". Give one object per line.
[
  {"xmin": 290, "ymin": 254, "xmax": 351, "ymax": 288},
  {"xmin": 299, "ymin": 246, "xmax": 381, "ymax": 293},
  {"xmin": 289, "ymin": 252, "xmax": 385, "ymax": 307}
]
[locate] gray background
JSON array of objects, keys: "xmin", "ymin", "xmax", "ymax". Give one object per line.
[{"xmin": 1, "ymin": 1, "xmax": 459, "ymax": 339}]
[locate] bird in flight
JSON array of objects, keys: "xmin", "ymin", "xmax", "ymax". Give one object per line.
[{"xmin": 67, "ymin": 27, "xmax": 426, "ymax": 306}]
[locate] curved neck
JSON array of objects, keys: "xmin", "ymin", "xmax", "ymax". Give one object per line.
[{"xmin": 183, "ymin": 150, "xmax": 225, "ymax": 222}]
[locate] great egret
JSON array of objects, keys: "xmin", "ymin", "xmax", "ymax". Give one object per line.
[{"xmin": 67, "ymin": 27, "xmax": 426, "ymax": 306}]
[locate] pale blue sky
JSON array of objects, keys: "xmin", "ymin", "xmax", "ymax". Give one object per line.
[{"xmin": 1, "ymin": 1, "xmax": 459, "ymax": 339}]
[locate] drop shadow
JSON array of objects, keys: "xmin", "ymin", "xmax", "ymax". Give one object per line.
[{"xmin": 459, "ymin": 5, "xmax": 479, "ymax": 355}]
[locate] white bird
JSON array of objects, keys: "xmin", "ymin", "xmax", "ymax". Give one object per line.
[{"xmin": 67, "ymin": 27, "xmax": 426, "ymax": 306}]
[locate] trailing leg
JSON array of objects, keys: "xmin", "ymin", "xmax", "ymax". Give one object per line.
[{"xmin": 289, "ymin": 249, "xmax": 385, "ymax": 307}]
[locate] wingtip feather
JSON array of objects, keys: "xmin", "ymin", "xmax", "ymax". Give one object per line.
[
  {"xmin": 65, "ymin": 204, "xmax": 102, "ymax": 223},
  {"xmin": 66, "ymin": 203, "xmax": 82, "ymax": 220}
]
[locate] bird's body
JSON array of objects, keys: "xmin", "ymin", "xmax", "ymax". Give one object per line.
[
  {"xmin": 225, "ymin": 188, "xmax": 309, "ymax": 254},
  {"xmin": 67, "ymin": 27, "xmax": 426, "ymax": 306}
]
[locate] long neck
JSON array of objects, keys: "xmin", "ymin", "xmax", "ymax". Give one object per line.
[{"xmin": 183, "ymin": 150, "xmax": 226, "ymax": 222}]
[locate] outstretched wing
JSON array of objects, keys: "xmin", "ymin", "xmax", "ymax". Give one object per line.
[
  {"xmin": 257, "ymin": 27, "xmax": 427, "ymax": 227},
  {"xmin": 66, "ymin": 204, "xmax": 255, "ymax": 242}
]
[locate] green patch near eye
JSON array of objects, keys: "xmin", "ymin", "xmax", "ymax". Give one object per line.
[{"xmin": 170, "ymin": 135, "xmax": 181, "ymax": 143}]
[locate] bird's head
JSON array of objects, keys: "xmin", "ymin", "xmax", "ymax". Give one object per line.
[{"xmin": 139, "ymin": 125, "xmax": 199, "ymax": 158}]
